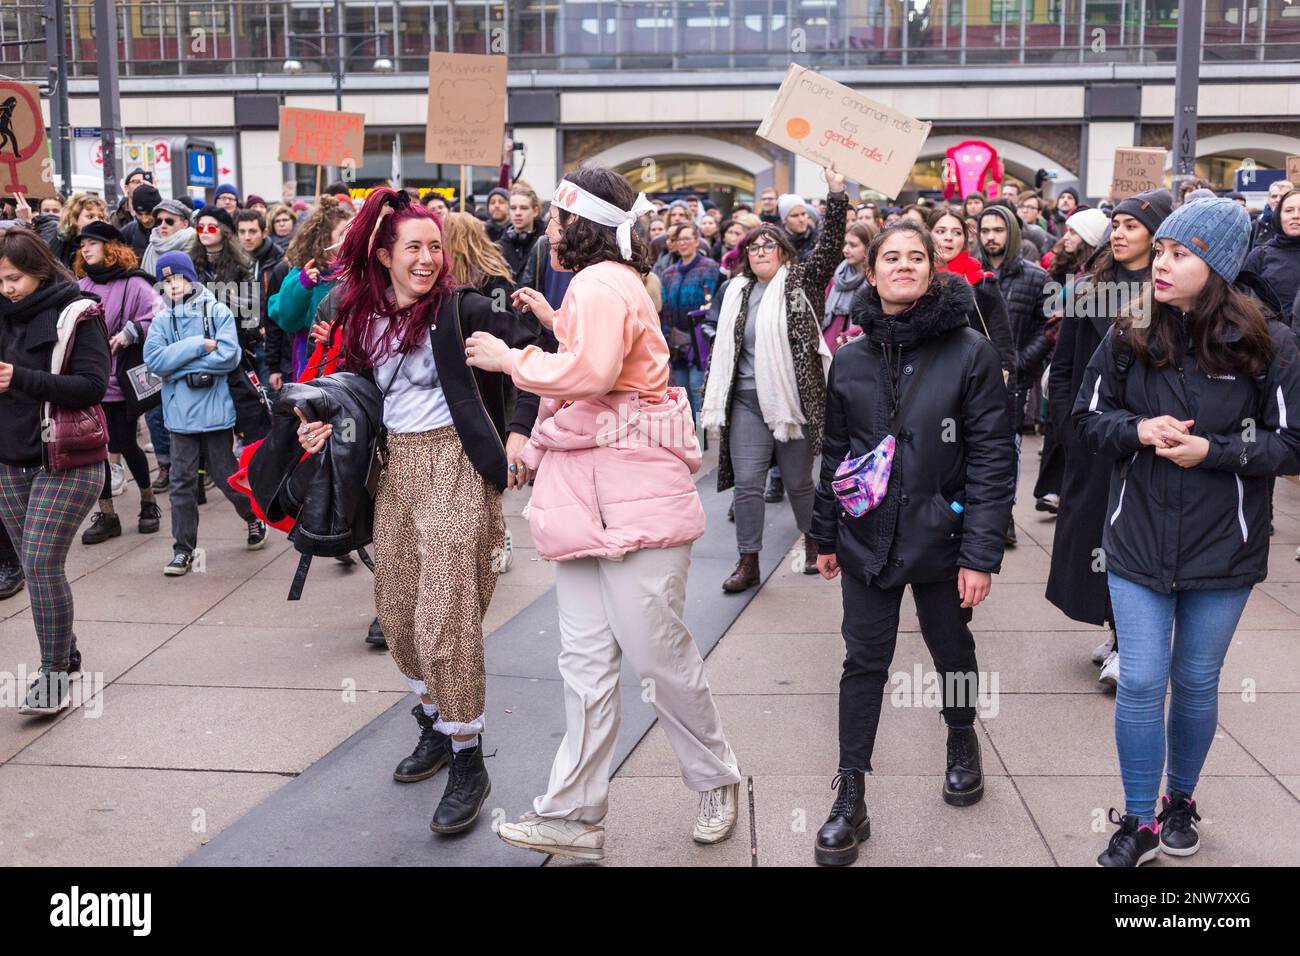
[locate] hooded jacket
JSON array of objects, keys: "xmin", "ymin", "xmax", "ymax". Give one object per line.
[
  {"xmin": 0, "ymin": 281, "xmax": 108, "ymax": 467},
  {"xmin": 520, "ymin": 388, "xmax": 705, "ymax": 561},
  {"xmin": 812, "ymin": 274, "xmax": 1015, "ymax": 588},
  {"xmin": 1072, "ymin": 315, "xmax": 1300, "ymax": 593},
  {"xmin": 977, "ymin": 204, "xmax": 1052, "ymax": 391},
  {"xmin": 939, "ymin": 250, "xmax": 1016, "ymax": 378},
  {"xmin": 143, "ymin": 284, "xmax": 242, "ymax": 435}
]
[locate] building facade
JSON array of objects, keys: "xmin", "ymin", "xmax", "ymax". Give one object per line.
[{"xmin": 7, "ymin": 1, "xmax": 1300, "ymax": 205}]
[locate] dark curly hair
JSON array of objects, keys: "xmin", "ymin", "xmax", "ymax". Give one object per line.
[{"xmin": 553, "ymin": 166, "xmax": 651, "ymax": 275}]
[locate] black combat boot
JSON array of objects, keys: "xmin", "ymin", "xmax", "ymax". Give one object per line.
[
  {"xmin": 814, "ymin": 770, "xmax": 870, "ymax": 866},
  {"xmin": 430, "ymin": 739, "xmax": 491, "ymax": 834},
  {"xmin": 393, "ymin": 705, "xmax": 450, "ymax": 783},
  {"xmin": 943, "ymin": 725, "xmax": 984, "ymax": 806}
]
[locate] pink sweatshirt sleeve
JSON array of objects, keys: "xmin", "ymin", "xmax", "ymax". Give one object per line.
[{"xmin": 503, "ymin": 278, "xmax": 625, "ymax": 401}]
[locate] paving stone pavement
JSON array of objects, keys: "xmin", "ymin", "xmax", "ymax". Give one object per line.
[{"xmin": 1, "ymin": 435, "xmax": 1297, "ymax": 867}]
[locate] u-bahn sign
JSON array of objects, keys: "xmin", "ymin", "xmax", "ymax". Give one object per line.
[
  {"xmin": 757, "ymin": 65, "xmax": 931, "ymax": 200},
  {"xmin": 0, "ymin": 81, "xmax": 56, "ymax": 200}
]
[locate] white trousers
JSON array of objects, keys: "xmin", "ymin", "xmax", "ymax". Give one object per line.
[{"xmin": 533, "ymin": 544, "xmax": 742, "ymax": 823}]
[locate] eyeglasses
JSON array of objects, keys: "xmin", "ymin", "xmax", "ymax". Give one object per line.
[
  {"xmin": 156, "ymin": 216, "xmax": 179, "ymax": 227},
  {"xmin": 196, "ymin": 223, "xmax": 221, "ymax": 235},
  {"xmin": 748, "ymin": 241, "xmax": 779, "ymax": 254}
]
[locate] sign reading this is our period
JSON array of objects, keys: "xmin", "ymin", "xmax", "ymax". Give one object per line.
[
  {"xmin": 757, "ymin": 65, "xmax": 932, "ymax": 200},
  {"xmin": 424, "ymin": 52, "xmax": 507, "ymax": 168},
  {"xmin": 278, "ymin": 106, "xmax": 366, "ymax": 168},
  {"xmin": 1111, "ymin": 147, "xmax": 1167, "ymax": 200}
]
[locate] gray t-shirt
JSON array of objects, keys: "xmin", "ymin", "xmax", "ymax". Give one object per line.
[{"xmin": 736, "ymin": 280, "xmax": 769, "ymax": 389}]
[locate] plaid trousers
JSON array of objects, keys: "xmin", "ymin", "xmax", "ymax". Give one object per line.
[{"xmin": 0, "ymin": 461, "xmax": 102, "ymax": 670}]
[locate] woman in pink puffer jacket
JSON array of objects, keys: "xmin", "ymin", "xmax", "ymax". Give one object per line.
[{"xmin": 465, "ymin": 166, "xmax": 741, "ymax": 862}]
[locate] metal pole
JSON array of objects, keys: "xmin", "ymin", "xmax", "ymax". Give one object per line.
[
  {"xmin": 44, "ymin": 0, "xmax": 71, "ymax": 194},
  {"xmin": 1171, "ymin": 0, "xmax": 1202, "ymax": 202},
  {"xmin": 94, "ymin": 0, "xmax": 123, "ymax": 209},
  {"xmin": 334, "ymin": 0, "xmax": 344, "ymax": 111}
]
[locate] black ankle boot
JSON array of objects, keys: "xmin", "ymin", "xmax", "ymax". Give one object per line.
[
  {"xmin": 392, "ymin": 705, "xmax": 450, "ymax": 783},
  {"xmin": 430, "ymin": 739, "xmax": 491, "ymax": 834},
  {"xmin": 814, "ymin": 770, "xmax": 870, "ymax": 866},
  {"xmin": 365, "ymin": 617, "xmax": 388, "ymax": 648},
  {"xmin": 943, "ymin": 725, "xmax": 984, "ymax": 806}
]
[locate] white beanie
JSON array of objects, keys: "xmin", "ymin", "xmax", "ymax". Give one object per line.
[
  {"xmin": 1065, "ymin": 208, "xmax": 1109, "ymax": 248},
  {"xmin": 778, "ymin": 193, "xmax": 807, "ymax": 223}
]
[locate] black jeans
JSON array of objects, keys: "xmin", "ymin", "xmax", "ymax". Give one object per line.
[{"xmin": 838, "ymin": 570, "xmax": 979, "ymax": 772}]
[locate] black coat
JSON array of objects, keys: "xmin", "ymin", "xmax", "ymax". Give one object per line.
[
  {"xmin": 0, "ymin": 282, "xmax": 108, "ymax": 467},
  {"xmin": 1242, "ymin": 233, "xmax": 1300, "ymax": 326},
  {"xmin": 121, "ymin": 220, "xmax": 151, "ymax": 259},
  {"xmin": 1045, "ymin": 262, "xmax": 1148, "ymax": 624},
  {"xmin": 1072, "ymin": 316, "xmax": 1300, "ymax": 593},
  {"xmin": 811, "ymin": 274, "xmax": 1016, "ymax": 588},
  {"xmin": 968, "ymin": 275, "xmax": 1016, "ymax": 380},
  {"xmin": 497, "ymin": 222, "xmax": 546, "ymax": 281}
]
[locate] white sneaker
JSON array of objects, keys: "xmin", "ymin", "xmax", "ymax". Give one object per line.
[
  {"xmin": 110, "ymin": 462, "xmax": 126, "ymax": 497},
  {"xmin": 1099, "ymin": 650, "xmax": 1119, "ymax": 689},
  {"xmin": 1091, "ymin": 631, "xmax": 1116, "ymax": 666},
  {"xmin": 693, "ymin": 781, "xmax": 739, "ymax": 845},
  {"xmin": 496, "ymin": 811, "xmax": 605, "ymax": 861},
  {"xmin": 494, "ymin": 527, "xmax": 513, "ymax": 574}
]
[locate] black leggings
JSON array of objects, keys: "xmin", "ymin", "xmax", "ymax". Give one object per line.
[{"xmin": 100, "ymin": 401, "xmax": 151, "ymax": 500}]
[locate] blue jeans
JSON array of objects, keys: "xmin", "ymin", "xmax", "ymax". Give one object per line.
[
  {"xmin": 1108, "ymin": 575, "xmax": 1251, "ymax": 823},
  {"xmin": 145, "ymin": 405, "xmax": 170, "ymax": 467},
  {"xmin": 671, "ymin": 364, "xmax": 704, "ymax": 427}
]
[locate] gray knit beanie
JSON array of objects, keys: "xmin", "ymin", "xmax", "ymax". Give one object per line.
[{"xmin": 1153, "ymin": 197, "xmax": 1251, "ymax": 283}]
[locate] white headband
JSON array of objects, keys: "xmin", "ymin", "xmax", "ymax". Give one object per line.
[{"xmin": 552, "ymin": 180, "xmax": 656, "ymax": 261}]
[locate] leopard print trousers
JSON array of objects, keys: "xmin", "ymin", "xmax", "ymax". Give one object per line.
[{"xmin": 373, "ymin": 427, "xmax": 504, "ymax": 724}]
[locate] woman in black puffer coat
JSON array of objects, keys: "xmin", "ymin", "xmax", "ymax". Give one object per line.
[
  {"xmin": 1242, "ymin": 187, "xmax": 1300, "ymax": 327},
  {"xmin": 808, "ymin": 220, "xmax": 1015, "ymax": 868}
]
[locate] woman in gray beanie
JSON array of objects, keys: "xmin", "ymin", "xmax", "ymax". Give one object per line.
[{"xmin": 1074, "ymin": 196, "xmax": 1300, "ymax": 866}]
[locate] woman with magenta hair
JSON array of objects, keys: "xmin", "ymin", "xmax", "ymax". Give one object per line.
[
  {"xmin": 465, "ymin": 166, "xmax": 741, "ymax": 862},
  {"xmin": 294, "ymin": 187, "xmax": 541, "ymax": 836}
]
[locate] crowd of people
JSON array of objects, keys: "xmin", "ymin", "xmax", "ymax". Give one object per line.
[{"xmin": 1, "ymin": 149, "xmax": 1298, "ymax": 869}]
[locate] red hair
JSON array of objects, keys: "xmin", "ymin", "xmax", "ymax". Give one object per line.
[{"xmin": 334, "ymin": 187, "xmax": 453, "ymax": 369}]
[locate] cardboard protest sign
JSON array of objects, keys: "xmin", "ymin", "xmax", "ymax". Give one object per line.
[
  {"xmin": 756, "ymin": 65, "xmax": 931, "ymax": 200},
  {"xmin": 1287, "ymin": 155, "xmax": 1300, "ymax": 185},
  {"xmin": 278, "ymin": 107, "xmax": 366, "ymax": 168},
  {"xmin": 0, "ymin": 81, "xmax": 56, "ymax": 199},
  {"xmin": 1111, "ymin": 147, "xmax": 1166, "ymax": 200},
  {"xmin": 424, "ymin": 53, "xmax": 507, "ymax": 167}
]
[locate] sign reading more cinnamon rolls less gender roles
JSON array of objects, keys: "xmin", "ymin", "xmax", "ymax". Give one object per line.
[
  {"xmin": 424, "ymin": 53, "xmax": 507, "ymax": 168},
  {"xmin": 756, "ymin": 64, "xmax": 932, "ymax": 200}
]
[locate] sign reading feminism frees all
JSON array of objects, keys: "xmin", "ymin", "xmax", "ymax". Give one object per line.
[
  {"xmin": 0, "ymin": 80, "xmax": 56, "ymax": 199},
  {"xmin": 277, "ymin": 107, "xmax": 366, "ymax": 168},
  {"xmin": 757, "ymin": 65, "xmax": 932, "ymax": 200}
]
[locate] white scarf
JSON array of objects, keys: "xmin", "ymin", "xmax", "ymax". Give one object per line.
[
  {"xmin": 552, "ymin": 180, "xmax": 655, "ymax": 261},
  {"xmin": 701, "ymin": 266, "xmax": 829, "ymax": 442},
  {"xmin": 142, "ymin": 226, "xmax": 196, "ymax": 276}
]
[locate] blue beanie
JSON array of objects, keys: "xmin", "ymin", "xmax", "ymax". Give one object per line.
[
  {"xmin": 214, "ymin": 183, "xmax": 240, "ymax": 202},
  {"xmin": 155, "ymin": 250, "xmax": 198, "ymax": 285},
  {"xmin": 1153, "ymin": 197, "xmax": 1251, "ymax": 283}
]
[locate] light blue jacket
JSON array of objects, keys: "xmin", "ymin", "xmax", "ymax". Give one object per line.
[{"xmin": 143, "ymin": 284, "xmax": 241, "ymax": 434}]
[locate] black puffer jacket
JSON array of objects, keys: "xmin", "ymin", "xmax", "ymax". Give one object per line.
[
  {"xmin": 812, "ymin": 273, "xmax": 1016, "ymax": 588},
  {"xmin": 1072, "ymin": 317, "xmax": 1300, "ymax": 593},
  {"xmin": 1242, "ymin": 232, "xmax": 1300, "ymax": 326},
  {"xmin": 249, "ymin": 372, "xmax": 384, "ymax": 599}
]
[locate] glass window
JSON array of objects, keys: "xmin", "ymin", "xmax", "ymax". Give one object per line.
[{"xmin": 452, "ymin": 0, "xmax": 489, "ymax": 53}]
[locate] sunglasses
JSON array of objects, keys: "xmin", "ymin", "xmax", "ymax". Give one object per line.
[
  {"xmin": 196, "ymin": 223, "xmax": 222, "ymax": 235},
  {"xmin": 156, "ymin": 216, "xmax": 180, "ymax": 227}
]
